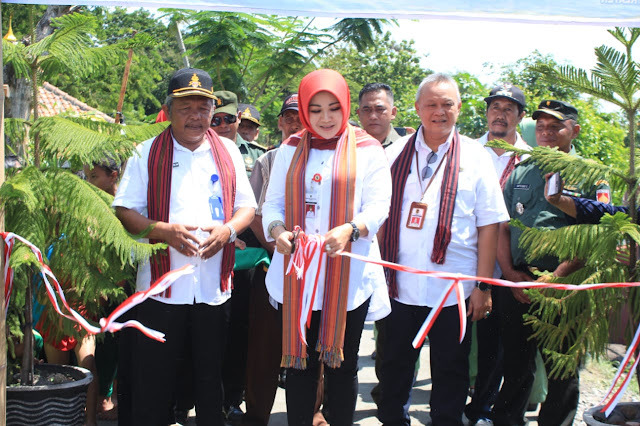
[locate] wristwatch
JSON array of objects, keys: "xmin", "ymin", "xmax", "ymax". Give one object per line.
[
  {"xmin": 475, "ymin": 281, "xmax": 492, "ymax": 292},
  {"xmin": 348, "ymin": 222, "xmax": 360, "ymax": 242},
  {"xmin": 225, "ymin": 223, "xmax": 237, "ymax": 243}
]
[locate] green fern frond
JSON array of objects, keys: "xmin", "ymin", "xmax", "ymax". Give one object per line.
[
  {"xmin": 45, "ymin": 169, "xmax": 163, "ymax": 265},
  {"xmin": 28, "ymin": 14, "xmax": 102, "ymax": 75},
  {"xmin": 32, "ymin": 117, "xmax": 168, "ymax": 167},
  {"xmin": 488, "ymin": 140, "xmax": 626, "ymax": 192},
  {"xmin": 592, "ymin": 46, "xmax": 640, "ymax": 107},
  {"xmin": 531, "ymin": 63, "xmax": 618, "ymax": 107},
  {"xmin": 2, "ymin": 39, "xmax": 30, "ymax": 79}
]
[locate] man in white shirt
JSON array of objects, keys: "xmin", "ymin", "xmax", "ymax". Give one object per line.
[
  {"xmin": 467, "ymin": 85, "xmax": 528, "ymax": 426},
  {"xmin": 376, "ymin": 73, "xmax": 509, "ymax": 426},
  {"xmin": 113, "ymin": 68, "xmax": 256, "ymax": 426}
]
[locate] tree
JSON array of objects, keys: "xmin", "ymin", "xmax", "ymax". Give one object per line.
[
  {"xmin": 491, "ymin": 50, "xmax": 629, "ymax": 169},
  {"xmin": 181, "ymin": 12, "xmax": 388, "ymax": 143},
  {"xmin": 48, "ymin": 7, "xmax": 184, "ymax": 122},
  {"xmin": 320, "ymin": 32, "xmax": 426, "ymax": 128},
  {"xmin": 2, "ymin": 11, "xmax": 161, "ymax": 386},
  {"xmin": 453, "ymin": 71, "xmax": 488, "ymax": 139},
  {"xmin": 488, "ymin": 28, "xmax": 640, "ymax": 396}
]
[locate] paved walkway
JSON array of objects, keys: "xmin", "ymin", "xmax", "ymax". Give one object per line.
[{"xmin": 99, "ymin": 321, "xmax": 542, "ymax": 426}]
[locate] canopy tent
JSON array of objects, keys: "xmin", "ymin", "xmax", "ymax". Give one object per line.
[{"xmin": 4, "ymin": 0, "xmax": 640, "ymax": 26}]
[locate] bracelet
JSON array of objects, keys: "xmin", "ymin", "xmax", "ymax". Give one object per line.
[{"xmin": 268, "ymin": 220, "xmax": 285, "ymax": 239}]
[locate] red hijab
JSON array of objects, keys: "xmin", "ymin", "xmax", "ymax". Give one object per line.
[{"xmin": 298, "ymin": 69, "xmax": 350, "ymax": 139}]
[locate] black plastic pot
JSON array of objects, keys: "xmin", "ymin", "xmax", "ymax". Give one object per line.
[
  {"xmin": 584, "ymin": 402, "xmax": 640, "ymax": 425},
  {"xmin": 6, "ymin": 364, "xmax": 93, "ymax": 426}
]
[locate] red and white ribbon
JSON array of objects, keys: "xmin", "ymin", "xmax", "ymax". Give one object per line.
[
  {"xmin": 288, "ymin": 229, "xmax": 640, "ymax": 415},
  {"xmin": 285, "ymin": 226, "xmax": 325, "ymax": 345},
  {"xmin": 2, "ymin": 232, "xmax": 193, "ymax": 342}
]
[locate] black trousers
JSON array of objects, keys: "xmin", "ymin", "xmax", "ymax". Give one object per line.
[
  {"xmin": 117, "ymin": 306, "xmax": 136, "ymax": 426},
  {"xmin": 492, "ymin": 286, "xmax": 579, "ymax": 426},
  {"xmin": 285, "ymin": 298, "xmax": 370, "ymax": 426},
  {"xmin": 223, "ymin": 267, "xmax": 253, "ymax": 409},
  {"xmin": 130, "ymin": 298, "xmax": 230, "ymax": 426},
  {"xmin": 466, "ymin": 287, "xmax": 503, "ymax": 422},
  {"xmin": 377, "ymin": 299, "xmax": 471, "ymax": 426}
]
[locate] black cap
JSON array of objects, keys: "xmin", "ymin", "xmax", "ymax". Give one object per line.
[
  {"xmin": 484, "ymin": 84, "xmax": 526, "ymax": 108},
  {"xmin": 532, "ymin": 100, "xmax": 578, "ymax": 121},
  {"xmin": 278, "ymin": 93, "xmax": 299, "ymax": 116},
  {"xmin": 167, "ymin": 68, "xmax": 217, "ymax": 100},
  {"xmin": 239, "ymin": 104, "xmax": 261, "ymax": 126}
]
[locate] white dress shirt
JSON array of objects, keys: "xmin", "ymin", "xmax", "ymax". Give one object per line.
[
  {"xmin": 113, "ymin": 134, "xmax": 257, "ymax": 306},
  {"xmin": 262, "ymin": 142, "xmax": 392, "ymax": 314},
  {"xmin": 477, "ymin": 131, "xmax": 531, "ymax": 178},
  {"xmin": 385, "ymin": 128, "xmax": 510, "ymax": 307}
]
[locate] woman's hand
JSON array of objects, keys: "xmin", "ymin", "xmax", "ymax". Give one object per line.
[
  {"xmin": 276, "ymin": 230, "xmax": 295, "ymax": 255},
  {"xmin": 323, "ymin": 224, "xmax": 352, "ymax": 258}
]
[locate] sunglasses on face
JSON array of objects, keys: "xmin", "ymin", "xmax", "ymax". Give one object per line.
[{"xmin": 211, "ymin": 115, "xmax": 238, "ymax": 127}]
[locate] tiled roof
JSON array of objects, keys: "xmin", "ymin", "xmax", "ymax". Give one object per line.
[{"xmin": 37, "ymin": 82, "xmax": 115, "ymax": 123}]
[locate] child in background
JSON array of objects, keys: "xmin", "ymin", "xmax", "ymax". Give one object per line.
[{"xmin": 83, "ymin": 159, "xmax": 121, "ymax": 420}]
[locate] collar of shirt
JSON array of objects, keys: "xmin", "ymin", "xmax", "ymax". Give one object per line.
[
  {"xmin": 170, "ymin": 131, "xmax": 213, "ymax": 154},
  {"xmin": 414, "ymin": 126, "xmax": 453, "ymax": 175},
  {"xmin": 478, "ymin": 131, "xmax": 530, "ymax": 157}
]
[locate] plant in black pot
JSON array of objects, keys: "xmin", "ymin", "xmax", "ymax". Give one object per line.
[{"xmin": 1, "ymin": 9, "xmax": 163, "ymax": 425}]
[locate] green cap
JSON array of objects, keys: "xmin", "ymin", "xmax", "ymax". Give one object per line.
[{"xmin": 213, "ymin": 91, "xmax": 238, "ymax": 116}]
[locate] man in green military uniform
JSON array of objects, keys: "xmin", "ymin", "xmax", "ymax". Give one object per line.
[
  {"xmin": 211, "ymin": 91, "xmax": 267, "ymax": 424},
  {"xmin": 492, "ymin": 100, "xmax": 610, "ymax": 426},
  {"xmin": 212, "ymin": 91, "xmax": 266, "ymax": 178},
  {"xmin": 238, "ymin": 103, "xmax": 261, "ymax": 143}
]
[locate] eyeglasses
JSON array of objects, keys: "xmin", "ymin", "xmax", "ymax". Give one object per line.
[
  {"xmin": 421, "ymin": 151, "xmax": 438, "ymax": 180},
  {"xmin": 211, "ymin": 115, "xmax": 237, "ymax": 127}
]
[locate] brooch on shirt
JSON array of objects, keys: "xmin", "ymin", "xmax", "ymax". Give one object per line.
[{"xmin": 516, "ymin": 202, "xmax": 525, "ymax": 215}]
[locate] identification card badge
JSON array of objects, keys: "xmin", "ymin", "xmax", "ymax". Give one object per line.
[
  {"xmin": 209, "ymin": 196, "xmax": 224, "ymax": 220},
  {"xmin": 406, "ymin": 201, "xmax": 428, "ymax": 229}
]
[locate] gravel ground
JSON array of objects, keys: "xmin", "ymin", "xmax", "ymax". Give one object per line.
[{"xmin": 576, "ymin": 344, "xmax": 640, "ymax": 425}]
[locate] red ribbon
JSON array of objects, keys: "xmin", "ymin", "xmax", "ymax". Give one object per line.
[
  {"xmin": 2, "ymin": 232, "xmax": 194, "ymax": 342},
  {"xmin": 288, "ymin": 229, "xmax": 640, "ymax": 415}
]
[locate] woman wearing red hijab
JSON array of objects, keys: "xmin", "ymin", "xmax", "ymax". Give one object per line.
[{"xmin": 261, "ymin": 69, "xmax": 392, "ymax": 425}]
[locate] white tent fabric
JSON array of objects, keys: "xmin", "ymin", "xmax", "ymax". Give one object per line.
[{"xmin": 4, "ymin": 0, "xmax": 640, "ymax": 26}]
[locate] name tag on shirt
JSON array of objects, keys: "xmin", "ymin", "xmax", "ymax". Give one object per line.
[
  {"xmin": 209, "ymin": 196, "xmax": 224, "ymax": 220},
  {"xmin": 406, "ymin": 202, "xmax": 427, "ymax": 230},
  {"xmin": 173, "ymin": 162, "xmax": 179, "ymax": 168},
  {"xmin": 514, "ymin": 184, "xmax": 530, "ymax": 190}
]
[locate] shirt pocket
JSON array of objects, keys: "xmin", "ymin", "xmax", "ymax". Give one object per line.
[
  {"xmin": 453, "ymin": 174, "xmax": 476, "ymax": 218},
  {"xmin": 511, "ymin": 184, "xmax": 535, "ymax": 219}
]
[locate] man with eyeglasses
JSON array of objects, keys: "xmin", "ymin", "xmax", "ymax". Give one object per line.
[
  {"xmin": 377, "ymin": 73, "xmax": 508, "ymax": 426},
  {"xmin": 492, "ymin": 100, "xmax": 610, "ymax": 426},
  {"xmin": 212, "ymin": 91, "xmax": 266, "ymax": 178}
]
